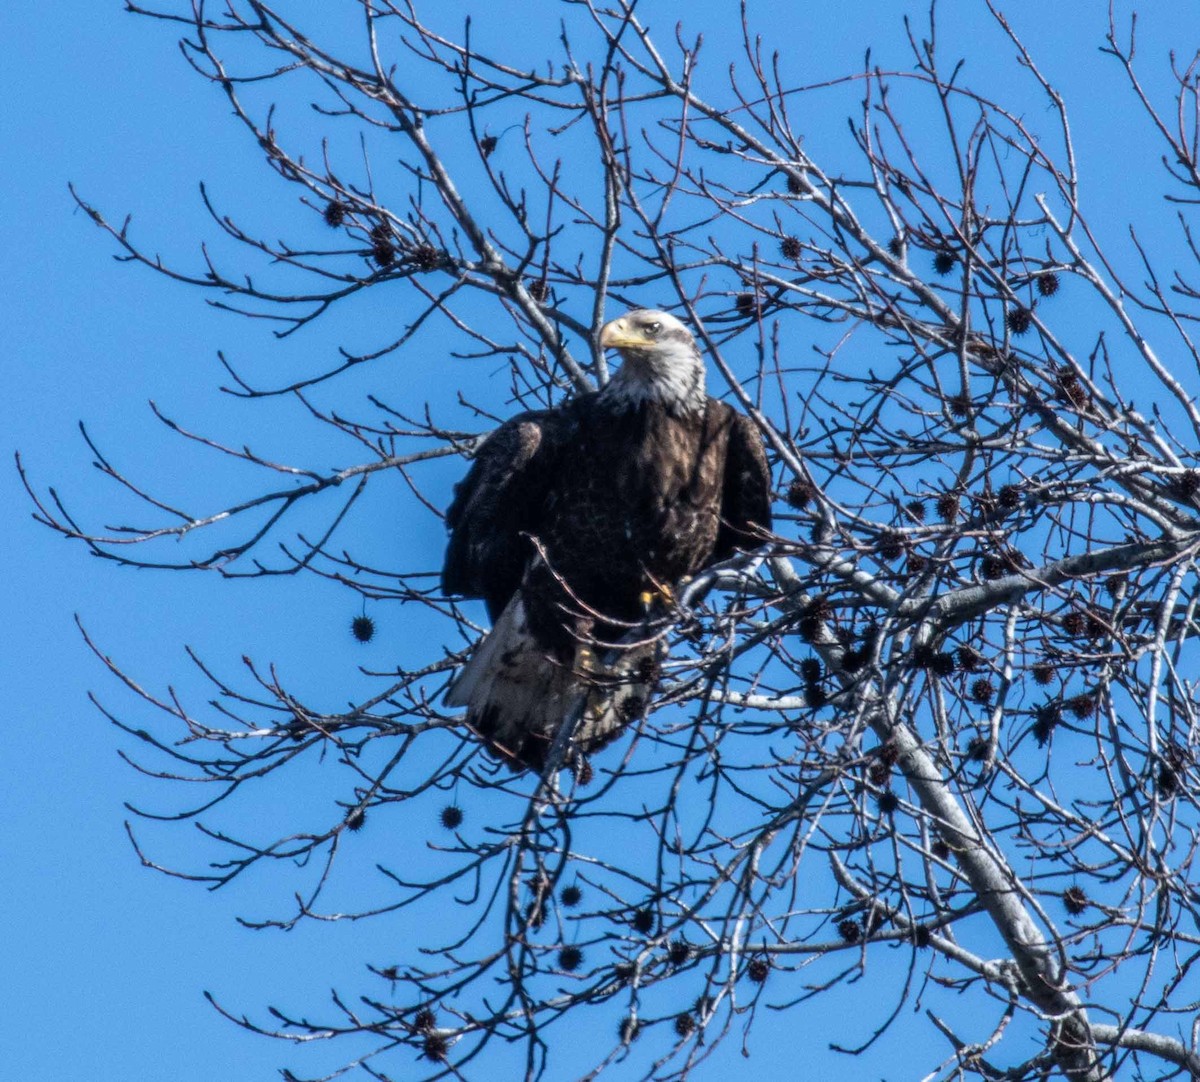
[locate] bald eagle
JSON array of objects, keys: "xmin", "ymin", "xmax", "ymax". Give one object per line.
[{"xmin": 442, "ymin": 310, "xmax": 772, "ymax": 771}]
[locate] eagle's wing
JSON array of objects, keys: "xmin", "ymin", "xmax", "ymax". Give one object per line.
[
  {"xmin": 714, "ymin": 410, "xmax": 773, "ymax": 560},
  {"xmin": 442, "ymin": 409, "xmax": 567, "ymax": 619}
]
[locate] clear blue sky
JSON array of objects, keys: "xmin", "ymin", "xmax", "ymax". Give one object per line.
[{"xmin": 2, "ymin": 3, "xmax": 1194, "ymax": 1080}]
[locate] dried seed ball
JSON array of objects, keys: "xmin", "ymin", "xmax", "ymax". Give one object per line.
[
  {"xmin": 908, "ymin": 553, "xmax": 929, "ymax": 576},
  {"xmin": 667, "ymin": 940, "xmax": 692, "ymax": 966},
  {"xmin": 786, "ymin": 479, "xmax": 815, "ymax": 509},
  {"xmin": 558, "ymin": 945, "xmax": 584, "ymax": 971},
  {"xmin": 370, "ymin": 222, "xmax": 392, "ymax": 245},
  {"xmin": 1032, "ymin": 662, "xmax": 1055, "ymax": 686},
  {"xmin": 878, "ymin": 741, "xmax": 900, "ymax": 767},
  {"xmin": 906, "ymin": 499, "xmax": 926, "ymax": 523},
  {"xmin": 998, "ymin": 484, "xmax": 1020, "ymax": 510},
  {"xmin": 785, "ymin": 171, "xmax": 804, "ymax": 194},
  {"xmin": 967, "ymin": 735, "xmax": 988, "ymax": 761},
  {"xmin": 911, "ymin": 644, "xmax": 936, "ymax": 670},
  {"xmin": 936, "ymin": 492, "xmax": 960, "ymax": 521},
  {"xmin": 422, "ymin": 1034, "xmax": 448, "ymax": 1061},
  {"xmin": 1174, "ymin": 470, "xmax": 1200, "ymax": 498},
  {"xmin": 1158, "ymin": 763, "xmax": 1179, "ymax": 798},
  {"xmin": 931, "ymin": 839, "xmax": 950, "ymax": 860},
  {"xmin": 411, "ymin": 243, "xmax": 441, "ymax": 271},
  {"xmin": 911, "ymin": 924, "xmax": 932, "ymax": 948},
  {"xmin": 1006, "ymin": 305, "xmax": 1033, "ymax": 335},
  {"xmin": 413, "ymin": 1007, "xmax": 437, "ymax": 1033},
  {"xmin": 1062, "ymin": 886, "xmax": 1088, "ymax": 916},
  {"xmin": 345, "ymin": 807, "xmax": 366, "ymax": 831},
  {"xmin": 1036, "ymin": 271, "xmax": 1060, "ymax": 297},
  {"xmin": 618, "ymin": 1017, "xmax": 640, "ymax": 1043},
  {"xmin": 837, "ymin": 918, "xmax": 862, "ymax": 943},
  {"xmin": 323, "ymin": 200, "xmax": 347, "ymax": 227},
  {"xmin": 1061, "ymin": 611, "xmax": 1086, "ymax": 637},
  {"xmin": 674, "ymin": 1013, "xmax": 696, "ymax": 1038},
  {"xmin": 806, "ymin": 684, "xmax": 829, "ymax": 708},
  {"xmin": 479, "ymin": 134, "xmax": 497, "ymax": 157},
  {"xmin": 527, "ymin": 279, "xmax": 549, "ymax": 302},
  {"xmin": 372, "ymin": 240, "xmax": 396, "ymax": 267},
  {"xmin": 841, "ymin": 647, "xmax": 865, "ymax": 674},
  {"xmin": 780, "ymin": 235, "xmax": 802, "ymax": 260},
  {"xmin": 1033, "ymin": 703, "xmax": 1059, "ymax": 746},
  {"xmin": 948, "ymin": 392, "xmax": 971, "ymax": 418},
  {"xmin": 868, "ymin": 761, "xmax": 890, "ymax": 787},
  {"xmin": 932, "ymin": 652, "xmax": 956, "ymax": 678},
  {"xmin": 735, "ymin": 291, "xmax": 757, "ymax": 314},
  {"xmin": 632, "ymin": 908, "xmax": 656, "ymax": 934},
  {"xmin": 969, "ymin": 678, "xmax": 995, "ymax": 705},
  {"xmin": 351, "ymin": 615, "xmax": 376, "ymax": 643},
  {"xmin": 613, "ymin": 962, "xmax": 634, "ymax": 983},
  {"xmin": 618, "ymin": 696, "xmax": 646, "ymax": 722},
  {"xmin": 800, "ymin": 657, "xmax": 822, "ymax": 683},
  {"xmin": 934, "ymin": 248, "xmax": 958, "ymax": 276},
  {"xmin": 439, "ymin": 804, "xmax": 464, "ymax": 830},
  {"xmin": 981, "ymin": 555, "xmax": 1006, "ymax": 581},
  {"xmin": 1057, "ymin": 371, "xmax": 1088, "ymax": 408},
  {"xmin": 560, "ymin": 885, "xmax": 582, "ymax": 908},
  {"xmin": 879, "ymin": 532, "xmax": 905, "ymax": 561},
  {"xmin": 887, "ymin": 235, "xmax": 905, "ymax": 257},
  {"xmin": 1104, "ymin": 574, "xmax": 1127, "ymax": 598},
  {"xmin": 877, "ymin": 790, "xmax": 899, "ymax": 814},
  {"xmin": 956, "ymin": 646, "xmax": 981, "ymax": 672},
  {"xmin": 746, "ymin": 957, "xmax": 770, "ymax": 983}
]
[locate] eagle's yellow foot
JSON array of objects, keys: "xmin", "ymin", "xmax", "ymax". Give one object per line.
[{"xmin": 639, "ymin": 583, "xmax": 675, "ymax": 608}]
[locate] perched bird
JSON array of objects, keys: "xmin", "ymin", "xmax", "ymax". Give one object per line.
[{"xmin": 441, "ymin": 309, "xmax": 772, "ymax": 771}]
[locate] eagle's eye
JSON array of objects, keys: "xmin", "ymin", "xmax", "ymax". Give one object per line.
[{"xmin": 643, "ymin": 321, "xmax": 663, "ymax": 337}]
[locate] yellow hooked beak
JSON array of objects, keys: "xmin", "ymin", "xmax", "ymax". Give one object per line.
[{"xmin": 599, "ymin": 316, "xmax": 643, "ymax": 351}]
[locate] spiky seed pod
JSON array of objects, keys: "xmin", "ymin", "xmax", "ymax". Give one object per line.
[
  {"xmin": 841, "ymin": 648, "xmax": 865, "ymax": 674},
  {"xmin": 877, "ymin": 790, "xmax": 899, "ymax": 814},
  {"xmin": 614, "ymin": 962, "xmax": 634, "ymax": 983},
  {"xmin": 837, "ymin": 918, "xmax": 862, "ymax": 943},
  {"xmin": 618, "ymin": 1017, "xmax": 640, "ymax": 1043},
  {"xmin": 806, "ymin": 683, "xmax": 829, "ymax": 709},
  {"xmin": 905, "ymin": 499, "xmax": 926, "ymax": 523},
  {"xmin": 810, "ymin": 595, "xmax": 833, "ymax": 621},
  {"xmin": 1158, "ymin": 763, "xmax": 1179, "ymax": 798},
  {"xmin": 323, "ymin": 200, "xmax": 347, "ymax": 227},
  {"xmin": 372, "ymin": 240, "xmax": 396, "ymax": 267},
  {"xmin": 912, "ymin": 925, "xmax": 932, "ymax": 948},
  {"xmin": 780, "ymin": 235, "xmax": 802, "ymax": 260},
  {"xmin": 370, "ymin": 222, "xmax": 391, "ymax": 245},
  {"xmin": 674, "ymin": 1013, "xmax": 696, "ymax": 1038},
  {"xmin": 1057, "ymin": 371, "xmax": 1088, "ymax": 409},
  {"xmin": 931, "ymin": 839, "xmax": 950, "ymax": 860},
  {"xmin": 785, "ymin": 172, "xmax": 803, "ymax": 194},
  {"xmin": 632, "ymin": 908, "xmax": 656, "ymax": 935},
  {"xmin": 786, "ymin": 479, "xmax": 815, "ymax": 508},
  {"xmin": 1006, "ymin": 305, "xmax": 1033, "ymax": 335},
  {"xmin": 693, "ymin": 994, "xmax": 716, "ymax": 1017},
  {"xmin": 1062, "ymin": 886, "xmax": 1089, "ymax": 916},
  {"xmin": 956, "ymin": 646, "xmax": 981, "ymax": 672},
  {"xmin": 735, "ymin": 291, "xmax": 757, "ymax": 314},
  {"xmin": 932, "ymin": 652, "xmax": 956, "ymax": 677},
  {"xmin": 911, "ymin": 645, "xmax": 936, "ymax": 670},
  {"xmin": 527, "ymin": 279, "xmax": 549, "ymax": 302},
  {"xmin": 422, "ymin": 1034, "xmax": 448, "ymax": 1061},
  {"xmin": 981, "ymin": 555, "xmax": 1006, "ymax": 581},
  {"xmin": 998, "ymin": 484, "xmax": 1020, "ymax": 510},
  {"xmin": 439, "ymin": 804, "xmax": 464, "ymax": 830},
  {"xmin": 933, "ymin": 248, "xmax": 958, "ymax": 275},
  {"xmin": 887, "ymin": 235, "xmax": 905, "ymax": 257},
  {"xmin": 1173, "ymin": 469, "xmax": 1200, "ymax": 499},
  {"xmin": 1061, "ymin": 611, "xmax": 1086, "ymax": 638},
  {"xmin": 1067, "ymin": 695, "xmax": 1095, "ymax": 719},
  {"xmin": 411, "ymin": 243, "xmax": 441, "ymax": 271},
  {"xmin": 1085, "ymin": 612, "xmax": 1106, "ymax": 639},
  {"xmin": 879, "ymin": 532, "xmax": 904, "ymax": 561},
  {"xmin": 479, "ymin": 134, "xmax": 497, "ymax": 157},
  {"xmin": 800, "ymin": 658, "xmax": 822, "ymax": 683},
  {"xmin": 1104, "ymin": 574, "xmax": 1128, "ymax": 598},
  {"xmin": 413, "ymin": 1007, "xmax": 437, "ymax": 1033},
  {"xmin": 969, "ymin": 678, "xmax": 994, "ymax": 705},
  {"xmin": 868, "ymin": 761, "xmax": 890, "ymax": 787},
  {"xmin": 967, "ymin": 735, "xmax": 988, "ymax": 762},
  {"xmin": 560, "ymin": 885, "xmax": 582, "ymax": 908},
  {"xmin": 618, "ymin": 696, "xmax": 646, "ymax": 723},
  {"xmin": 948, "ymin": 392, "xmax": 971, "ymax": 418},
  {"xmin": 908, "ymin": 553, "xmax": 929, "ymax": 576},
  {"xmin": 667, "ymin": 940, "xmax": 691, "ymax": 966},
  {"xmin": 351, "ymin": 615, "xmax": 376, "ymax": 643},
  {"xmin": 879, "ymin": 741, "xmax": 901, "ymax": 767},
  {"xmin": 936, "ymin": 492, "xmax": 960, "ymax": 521},
  {"xmin": 1036, "ymin": 271, "xmax": 1060, "ymax": 297},
  {"xmin": 558, "ymin": 946, "xmax": 583, "ymax": 971},
  {"xmin": 1032, "ymin": 662, "xmax": 1055, "ymax": 686},
  {"xmin": 345, "ymin": 807, "xmax": 366, "ymax": 832},
  {"xmin": 746, "ymin": 957, "xmax": 770, "ymax": 983}
]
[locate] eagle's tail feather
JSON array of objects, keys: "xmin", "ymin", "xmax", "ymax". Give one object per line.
[{"xmin": 446, "ymin": 596, "xmax": 660, "ymax": 772}]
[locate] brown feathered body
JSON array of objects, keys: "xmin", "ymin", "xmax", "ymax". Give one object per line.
[{"xmin": 441, "ymin": 311, "xmax": 772, "ymax": 771}]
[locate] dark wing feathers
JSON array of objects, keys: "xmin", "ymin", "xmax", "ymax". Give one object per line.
[
  {"xmin": 714, "ymin": 409, "xmax": 773, "ymax": 560},
  {"xmin": 442, "ymin": 409, "xmax": 567, "ymax": 619}
]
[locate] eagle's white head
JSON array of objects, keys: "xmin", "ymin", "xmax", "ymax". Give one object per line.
[{"xmin": 598, "ymin": 309, "xmax": 706, "ymax": 415}]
